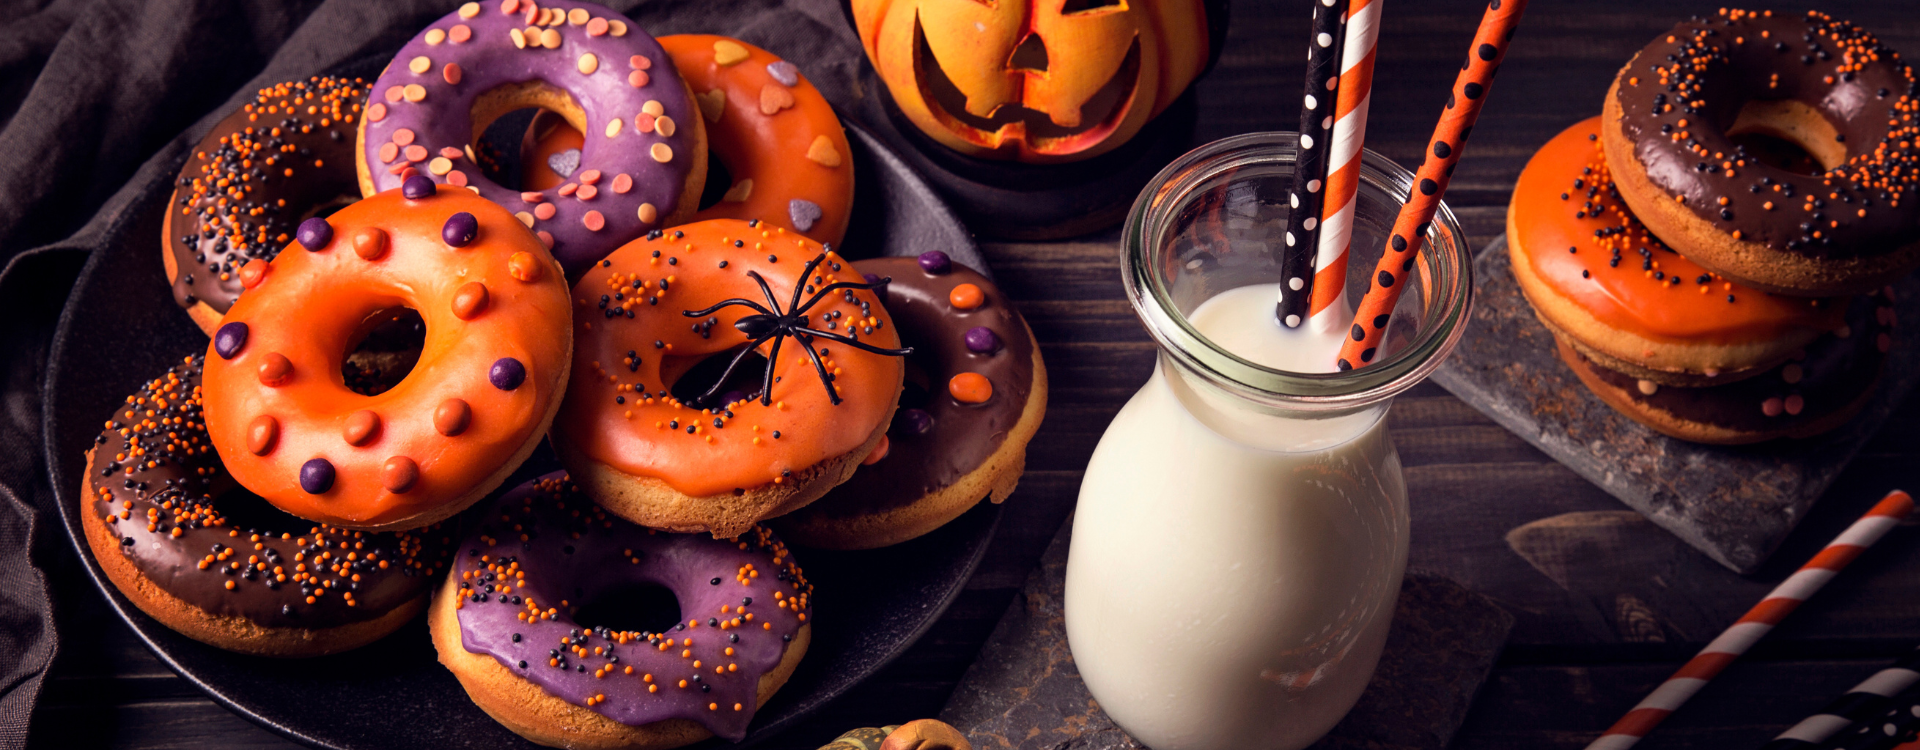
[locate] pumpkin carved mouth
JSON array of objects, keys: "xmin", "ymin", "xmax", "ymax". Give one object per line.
[{"xmin": 910, "ymin": 12, "xmax": 1142, "ymax": 159}]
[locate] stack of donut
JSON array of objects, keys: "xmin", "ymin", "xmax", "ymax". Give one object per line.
[
  {"xmin": 90, "ymin": 2, "xmax": 1046, "ymax": 746},
  {"xmin": 1509, "ymin": 9, "xmax": 1915, "ymax": 444}
]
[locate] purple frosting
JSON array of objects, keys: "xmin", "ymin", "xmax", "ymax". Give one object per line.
[
  {"xmin": 964, "ymin": 326, "xmax": 1001, "ymax": 354},
  {"xmin": 364, "ymin": 0, "xmax": 699, "ymax": 276},
  {"xmin": 299, "ymin": 458, "xmax": 335, "ymax": 494},
  {"xmin": 296, "ymin": 217, "xmax": 333, "ymax": 251},
  {"xmin": 917, "ymin": 250, "xmax": 951, "ymax": 274},
  {"xmin": 212, "ymin": 322, "xmax": 248, "ymax": 359},
  {"xmin": 452, "ymin": 474, "xmax": 812, "ymax": 741},
  {"xmin": 489, "ymin": 357, "xmax": 526, "ymax": 390},
  {"xmin": 443, "ymin": 211, "xmax": 478, "ymax": 247}
]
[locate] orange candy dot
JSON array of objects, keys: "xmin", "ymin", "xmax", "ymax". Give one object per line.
[
  {"xmin": 452, "ymin": 281, "xmax": 489, "ymax": 320},
  {"xmin": 238, "ymin": 260, "xmax": 268, "ymax": 288},
  {"xmin": 352, "ymin": 228, "xmax": 388, "ymax": 260},
  {"xmin": 509, "ymin": 252, "xmax": 545, "ymax": 282},
  {"xmin": 381, "ymin": 456, "xmax": 420, "ymax": 493},
  {"xmin": 861, "ymin": 434, "xmax": 890, "ymax": 465},
  {"xmin": 257, "ymin": 353, "xmax": 293, "ymax": 386},
  {"xmin": 949, "ymin": 372, "xmax": 992, "ymax": 403},
  {"xmin": 246, "ymin": 415, "xmax": 279, "ymax": 455},
  {"xmin": 948, "ymin": 283, "xmax": 984, "ymax": 310},
  {"xmin": 343, "ymin": 410, "xmax": 382, "ymax": 446},
  {"xmin": 435, "ymin": 399, "xmax": 472, "ymax": 436}
]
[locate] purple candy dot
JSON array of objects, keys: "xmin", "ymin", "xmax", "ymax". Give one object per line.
[
  {"xmin": 443, "ymin": 212, "xmax": 478, "ymax": 247},
  {"xmin": 898, "ymin": 408, "xmax": 934, "ymax": 436},
  {"xmin": 863, "ymin": 274, "xmax": 884, "ymax": 285},
  {"xmin": 213, "ymin": 322, "xmax": 248, "ymax": 359},
  {"xmin": 490, "ymin": 357, "xmax": 527, "ymax": 391},
  {"xmin": 296, "ymin": 217, "xmax": 333, "ymax": 252},
  {"xmin": 917, "ymin": 251, "xmax": 952, "ymax": 274},
  {"xmin": 402, "ymin": 175, "xmax": 437, "ymax": 200},
  {"xmin": 299, "ymin": 458, "xmax": 335, "ymax": 494},
  {"xmin": 965, "ymin": 326, "xmax": 1001, "ymax": 354}
]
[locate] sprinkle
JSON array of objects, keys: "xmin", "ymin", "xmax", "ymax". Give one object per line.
[
  {"xmin": 408, "ymin": 56, "xmax": 432, "ymax": 74},
  {"xmin": 449, "ymin": 24, "xmax": 472, "ymax": 43},
  {"xmin": 578, "ymin": 53, "xmax": 599, "ymax": 75},
  {"xmin": 641, "ymin": 100, "xmax": 664, "ymax": 116},
  {"xmin": 638, "ymin": 203, "xmax": 658, "ymax": 223},
  {"xmin": 403, "ymin": 84, "xmax": 426, "ymax": 102},
  {"xmin": 806, "ymin": 136, "xmax": 841, "ymax": 167},
  {"xmin": 714, "ymin": 40, "xmax": 750, "ymax": 66},
  {"xmin": 540, "ymin": 28, "xmax": 561, "ymax": 49},
  {"xmin": 444, "ymin": 63, "xmax": 463, "ymax": 85},
  {"xmin": 650, "ymin": 143, "xmax": 673, "ymax": 163},
  {"xmin": 425, "ymin": 29, "xmax": 447, "ymax": 45}
]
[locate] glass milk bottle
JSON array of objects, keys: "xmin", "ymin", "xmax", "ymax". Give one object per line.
[{"xmin": 1064, "ymin": 133, "xmax": 1472, "ymax": 750}]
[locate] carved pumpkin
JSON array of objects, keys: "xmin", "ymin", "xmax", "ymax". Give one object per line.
[{"xmin": 852, "ymin": 0, "xmax": 1211, "ymax": 164}]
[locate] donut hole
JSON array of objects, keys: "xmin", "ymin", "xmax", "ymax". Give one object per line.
[
  {"xmin": 666, "ymin": 346, "xmax": 772, "ymax": 408},
  {"xmin": 898, "ymin": 361, "xmax": 932, "ymax": 409},
  {"xmin": 204, "ymin": 483, "xmax": 316, "ymax": 537},
  {"xmin": 696, "ymin": 153, "xmax": 738, "ymax": 211},
  {"xmin": 570, "ymin": 583, "xmax": 683, "ymax": 637},
  {"xmin": 1726, "ymin": 99, "xmax": 1847, "ymax": 176},
  {"xmin": 471, "ymin": 82, "xmax": 588, "ymax": 190},
  {"xmin": 341, "ymin": 306, "xmax": 426, "ymax": 397}
]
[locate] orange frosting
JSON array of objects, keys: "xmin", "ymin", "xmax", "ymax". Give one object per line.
[
  {"xmin": 202, "ymin": 185, "xmax": 573, "ymax": 528},
  {"xmin": 1514, "ymin": 117, "xmax": 1836, "ymax": 344},
  {"xmin": 556, "ymin": 218, "xmax": 903, "ymax": 496},
  {"xmin": 661, "ymin": 35, "xmax": 854, "ymax": 247}
]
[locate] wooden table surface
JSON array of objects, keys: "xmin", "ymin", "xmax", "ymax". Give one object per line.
[{"xmin": 29, "ymin": 1, "xmax": 1920, "ymax": 748}]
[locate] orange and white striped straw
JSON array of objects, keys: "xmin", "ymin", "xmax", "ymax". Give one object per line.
[
  {"xmin": 1305, "ymin": 0, "xmax": 1382, "ymax": 334},
  {"xmin": 1584, "ymin": 490, "xmax": 1915, "ymax": 750}
]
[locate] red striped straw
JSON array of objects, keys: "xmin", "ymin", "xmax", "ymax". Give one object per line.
[
  {"xmin": 1304, "ymin": 0, "xmax": 1382, "ymax": 333},
  {"xmin": 1334, "ymin": 0, "xmax": 1526, "ymax": 370},
  {"xmin": 1584, "ymin": 490, "xmax": 1915, "ymax": 750}
]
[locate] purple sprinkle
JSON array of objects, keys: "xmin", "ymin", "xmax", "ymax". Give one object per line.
[
  {"xmin": 443, "ymin": 212, "xmax": 478, "ymax": 247},
  {"xmin": 917, "ymin": 251, "xmax": 951, "ymax": 274},
  {"xmin": 766, "ymin": 61, "xmax": 800, "ymax": 87},
  {"xmin": 897, "ymin": 408, "xmax": 934, "ymax": 436},
  {"xmin": 299, "ymin": 458, "xmax": 335, "ymax": 494},
  {"xmin": 490, "ymin": 357, "xmax": 527, "ymax": 390},
  {"xmin": 402, "ymin": 175, "xmax": 437, "ymax": 200},
  {"xmin": 213, "ymin": 322, "xmax": 248, "ymax": 359},
  {"xmin": 547, "ymin": 149, "xmax": 581, "ymax": 178},
  {"xmin": 965, "ymin": 326, "xmax": 1001, "ymax": 354},
  {"xmin": 296, "ymin": 217, "xmax": 333, "ymax": 252},
  {"xmin": 788, "ymin": 199, "xmax": 822, "ymax": 232}
]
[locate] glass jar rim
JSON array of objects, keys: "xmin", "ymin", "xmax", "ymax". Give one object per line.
[{"xmin": 1121, "ymin": 131, "xmax": 1475, "ymax": 411}]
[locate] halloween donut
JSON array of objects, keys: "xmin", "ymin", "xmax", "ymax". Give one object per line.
[
  {"xmin": 1560, "ymin": 289, "xmax": 1894, "ymax": 444},
  {"xmin": 429, "ymin": 473, "xmax": 811, "ymax": 749},
  {"xmin": 357, "ymin": 0, "xmax": 707, "ymax": 276},
  {"xmin": 1603, "ymin": 9, "xmax": 1920, "ymax": 296},
  {"xmin": 553, "ymin": 218, "xmax": 906, "ymax": 538},
  {"xmin": 660, "ymin": 35, "xmax": 855, "ymax": 246},
  {"xmin": 778, "ymin": 253, "xmax": 1046, "ymax": 550},
  {"xmin": 164, "ymin": 76, "xmax": 368, "ymax": 334},
  {"xmin": 200, "ymin": 177, "xmax": 573, "ymax": 531},
  {"xmin": 80, "ymin": 355, "xmax": 453, "ymax": 656},
  {"xmin": 1511, "ymin": 117, "xmax": 1845, "ymax": 386}
]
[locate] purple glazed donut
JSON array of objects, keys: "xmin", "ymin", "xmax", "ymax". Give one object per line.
[
  {"xmin": 428, "ymin": 473, "xmax": 812, "ymax": 748},
  {"xmin": 358, "ymin": 0, "xmax": 707, "ymax": 276}
]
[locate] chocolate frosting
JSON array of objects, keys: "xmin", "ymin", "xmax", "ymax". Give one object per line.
[
  {"xmin": 802, "ymin": 257, "xmax": 1036, "ymax": 517},
  {"xmin": 1613, "ymin": 9, "xmax": 1920, "ymax": 258},
  {"xmin": 1576, "ymin": 289, "xmax": 1893, "ymax": 432},
  {"xmin": 167, "ymin": 77, "xmax": 365, "ymax": 315},
  {"xmin": 452, "ymin": 473, "xmax": 811, "ymax": 741},
  {"xmin": 363, "ymin": 0, "xmax": 701, "ymax": 276},
  {"xmin": 85, "ymin": 356, "xmax": 451, "ymax": 629}
]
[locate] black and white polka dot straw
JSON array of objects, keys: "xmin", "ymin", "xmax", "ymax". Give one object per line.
[
  {"xmin": 1819, "ymin": 681, "xmax": 1920, "ymax": 749},
  {"xmin": 1763, "ymin": 646, "xmax": 1920, "ymax": 749},
  {"xmin": 1276, "ymin": 0, "xmax": 1348, "ymax": 329}
]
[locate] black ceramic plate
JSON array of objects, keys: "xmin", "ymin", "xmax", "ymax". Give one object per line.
[{"xmin": 42, "ymin": 104, "xmax": 998, "ymax": 748}]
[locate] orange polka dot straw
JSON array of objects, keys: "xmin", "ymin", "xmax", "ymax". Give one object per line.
[{"xmin": 1335, "ymin": 0, "xmax": 1529, "ymax": 371}]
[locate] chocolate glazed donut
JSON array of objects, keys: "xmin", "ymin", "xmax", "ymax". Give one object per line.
[
  {"xmin": 163, "ymin": 77, "xmax": 368, "ymax": 334},
  {"xmin": 1604, "ymin": 9, "xmax": 1920, "ymax": 296},
  {"xmin": 79, "ymin": 355, "xmax": 453, "ymax": 656},
  {"xmin": 777, "ymin": 253, "xmax": 1047, "ymax": 550}
]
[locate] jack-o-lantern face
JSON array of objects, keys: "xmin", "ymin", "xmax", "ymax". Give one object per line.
[{"xmin": 853, "ymin": 0, "xmax": 1210, "ymax": 163}]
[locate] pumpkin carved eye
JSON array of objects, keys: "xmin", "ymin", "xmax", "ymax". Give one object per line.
[
  {"xmin": 1061, "ymin": 0, "xmax": 1126, "ymax": 14},
  {"xmin": 1010, "ymin": 33, "xmax": 1048, "ymax": 72}
]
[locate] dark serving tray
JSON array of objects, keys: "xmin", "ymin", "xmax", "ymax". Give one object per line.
[
  {"xmin": 1432, "ymin": 237, "xmax": 1920, "ymax": 574},
  {"xmin": 41, "ymin": 88, "xmax": 1000, "ymax": 748}
]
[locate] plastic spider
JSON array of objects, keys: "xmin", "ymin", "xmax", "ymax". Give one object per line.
[{"xmin": 681, "ymin": 252, "xmax": 911, "ymax": 407}]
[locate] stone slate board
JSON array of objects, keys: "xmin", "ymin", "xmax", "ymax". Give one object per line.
[
  {"xmin": 1431, "ymin": 238, "xmax": 1920, "ymax": 574},
  {"xmin": 940, "ymin": 519, "xmax": 1514, "ymax": 750}
]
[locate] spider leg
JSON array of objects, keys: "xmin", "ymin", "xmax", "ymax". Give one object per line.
[
  {"xmin": 682, "ymin": 298, "xmax": 773, "ymax": 318},
  {"xmin": 758, "ymin": 332, "xmax": 783, "ymax": 406},
  {"xmin": 797, "ymin": 332, "xmax": 841, "ymax": 405},
  {"xmin": 789, "ymin": 253, "xmax": 829, "ymax": 311},
  {"xmin": 794, "ymin": 278, "xmax": 891, "ymax": 314},
  {"xmin": 694, "ymin": 333, "xmax": 775, "ymax": 406},
  {"xmin": 793, "ymin": 327, "xmax": 914, "ymax": 357},
  {"xmin": 746, "ymin": 271, "xmax": 785, "ymax": 315}
]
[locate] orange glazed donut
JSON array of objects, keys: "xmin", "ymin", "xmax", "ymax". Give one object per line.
[
  {"xmin": 553, "ymin": 218, "xmax": 906, "ymax": 537},
  {"xmin": 661, "ymin": 35, "xmax": 854, "ymax": 246},
  {"xmin": 202, "ymin": 176, "xmax": 573, "ymax": 531}
]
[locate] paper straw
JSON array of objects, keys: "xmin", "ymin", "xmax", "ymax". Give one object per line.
[
  {"xmin": 1303, "ymin": 0, "xmax": 1382, "ymax": 334},
  {"xmin": 1584, "ymin": 490, "xmax": 1915, "ymax": 750},
  {"xmin": 1276, "ymin": 0, "xmax": 1348, "ymax": 329},
  {"xmin": 1762, "ymin": 646, "xmax": 1920, "ymax": 749},
  {"xmin": 1333, "ymin": 0, "xmax": 1526, "ymax": 370}
]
